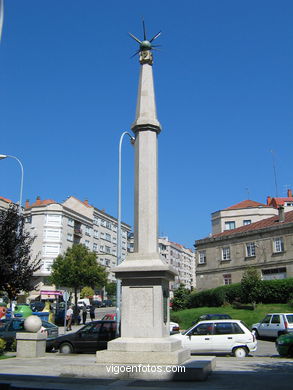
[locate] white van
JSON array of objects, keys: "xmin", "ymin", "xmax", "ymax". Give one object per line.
[{"xmin": 77, "ymin": 298, "xmax": 90, "ymax": 308}]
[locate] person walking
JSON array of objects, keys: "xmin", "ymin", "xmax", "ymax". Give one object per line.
[
  {"xmin": 82, "ymin": 304, "xmax": 87, "ymax": 324},
  {"xmin": 89, "ymin": 305, "xmax": 95, "ymax": 321},
  {"xmin": 66, "ymin": 306, "xmax": 73, "ymax": 331}
]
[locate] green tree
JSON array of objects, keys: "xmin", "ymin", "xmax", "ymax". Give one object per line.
[
  {"xmin": 80, "ymin": 286, "xmax": 94, "ymax": 299},
  {"xmin": 105, "ymin": 282, "xmax": 116, "ymax": 299},
  {"xmin": 0, "ymin": 205, "xmax": 41, "ymax": 302},
  {"xmin": 171, "ymin": 284, "xmax": 191, "ymax": 311},
  {"xmin": 240, "ymin": 267, "xmax": 262, "ymax": 303},
  {"xmin": 50, "ymin": 244, "xmax": 108, "ymax": 308}
]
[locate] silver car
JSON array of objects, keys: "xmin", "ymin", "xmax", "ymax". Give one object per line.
[{"xmin": 252, "ymin": 313, "xmax": 293, "ymax": 338}]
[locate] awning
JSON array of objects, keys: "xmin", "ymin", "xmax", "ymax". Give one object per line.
[{"xmin": 40, "ymin": 290, "xmax": 62, "ymax": 296}]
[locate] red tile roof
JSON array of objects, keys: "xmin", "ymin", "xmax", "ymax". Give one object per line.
[
  {"xmin": 26, "ymin": 199, "xmax": 57, "ymax": 208},
  {"xmin": 225, "ymin": 200, "xmax": 267, "ymax": 210},
  {"xmin": 268, "ymin": 197, "xmax": 293, "ymax": 207},
  {"xmin": 211, "ymin": 209, "xmax": 293, "ymax": 239},
  {"xmin": 0, "ymin": 196, "xmax": 12, "ymax": 203}
]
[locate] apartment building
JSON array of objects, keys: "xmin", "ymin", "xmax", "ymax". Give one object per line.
[
  {"xmin": 128, "ymin": 234, "xmax": 196, "ymax": 292},
  {"xmin": 23, "ymin": 195, "xmax": 131, "ymax": 299}
]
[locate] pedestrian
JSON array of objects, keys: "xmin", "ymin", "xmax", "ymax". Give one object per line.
[
  {"xmin": 66, "ymin": 306, "xmax": 73, "ymax": 331},
  {"xmin": 89, "ymin": 305, "xmax": 95, "ymax": 321},
  {"xmin": 82, "ymin": 304, "xmax": 87, "ymax": 324}
]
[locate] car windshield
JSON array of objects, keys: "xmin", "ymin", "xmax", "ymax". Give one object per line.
[{"xmin": 182, "ymin": 324, "xmax": 196, "ymax": 335}]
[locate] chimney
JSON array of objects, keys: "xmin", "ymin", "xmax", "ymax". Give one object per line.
[
  {"xmin": 36, "ymin": 196, "xmax": 41, "ymax": 205},
  {"xmin": 267, "ymin": 196, "xmax": 272, "ymax": 206},
  {"xmin": 288, "ymin": 189, "xmax": 292, "ymax": 198},
  {"xmin": 25, "ymin": 199, "xmax": 30, "ymax": 209},
  {"xmin": 84, "ymin": 199, "xmax": 88, "ymax": 206},
  {"xmin": 278, "ymin": 206, "xmax": 285, "ymax": 223}
]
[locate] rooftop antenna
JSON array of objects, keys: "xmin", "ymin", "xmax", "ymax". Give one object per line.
[
  {"xmin": 270, "ymin": 150, "xmax": 279, "ymax": 197},
  {"xmin": 245, "ymin": 187, "xmax": 250, "ymax": 199}
]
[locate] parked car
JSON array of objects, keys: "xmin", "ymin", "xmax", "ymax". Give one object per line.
[
  {"xmin": 30, "ymin": 301, "xmax": 45, "ymax": 312},
  {"xmin": 171, "ymin": 319, "xmax": 257, "ymax": 358},
  {"xmin": 193, "ymin": 314, "xmax": 232, "ymax": 324},
  {"xmin": 101, "ymin": 300, "xmax": 113, "ymax": 307},
  {"xmin": 252, "ymin": 313, "xmax": 293, "ymax": 339},
  {"xmin": 275, "ymin": 332, "xmax": 293, "ymax": 357},
  {"xmin": 0, "ymin": 317, "xmax": 58, "ymax": 351},
  {"xmin": 92, "ymin": 300, "xmax": 102, "ymax": 308},
  {"xmin": 53, "ymin": 320, "xmax": 117, "ymax": 353},
  {"xmin": 170, "ymin": 321, "xmax": 180, "ymax": 334}
]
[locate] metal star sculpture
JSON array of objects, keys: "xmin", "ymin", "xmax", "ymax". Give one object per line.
[{"xmin": 129, "ymin": 20, "xmax": 161, "ymax": 58}]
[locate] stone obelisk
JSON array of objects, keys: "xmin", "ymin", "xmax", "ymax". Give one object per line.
[{"xmin": 96, "ymin": 44, "xmax": 190, "ymax": 366}]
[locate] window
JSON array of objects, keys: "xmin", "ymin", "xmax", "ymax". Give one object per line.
[
  {"xmin": 85, "ymin": 226, "xmax": 92, "ymax": 236},
  {"xmin": 221, "ymin": 247, "xmax": 230, "ymax": 261},
  {"xmin": 43, "ymin": 244, "xmax": 60, "ymax": 257},
  {"xmin": 68, "ymin": 218, "xmax": 74, "ymax": 227},
  {"xmin": 84, "ymin": 240, "xmax": 90, "ymax": 248},
  {"xmin": 100, "ymin": 232, "xmax": 105, "ymax": 240},
  {"xmin": 67, "ymin": 233, "xmax": 73, "ymax": 242},
  {"xmin": 243, "ymin": 220, "xmax": 251, "ymax": 226},
  {"xmin": 101, "ymin": 219, "xmax": 106, "ymax": 227},
  {"xmin": 106, "ymin": 221, "xmax": 112, "ymax": 230},
  {"xmin": 105, "ymin": 233, "xmax": 111, "ymax": 241},
  {"xmin": 93, "ymin": 230, "xmax": 99, "ymax": 239},
  {"xmin": 271, "ymin": 315, "xmax": 280, "ymax": 324},
  {"xmin": 105, "ymin": 246, "xmax": 111, "ymax": 254},
  {"xmin": 93, "ymin": 243, "xmax": 98, "ymax": 251},
  {"xmin": 190, "ymin": 323, "xmax": 213, "ymax": 336},
  {"xmin": 223, "ymin": 273, "xmax": 232, "ymax": 285},
  {"xmin": 45, "ymin": 214, "xmax": 62, "ymax": 226},
  {"xmin": 262, "ymin": 267, "xmax": 287, "ymax": 280},
  {"xmin": 273, "ymin": 237, "xmax": 284, "ymax": 253},
  {"xmin": 214, "ymin": 322, "xmax": 234, "ymax": 335},
  {"xmin": 25, "ymin": 216, "xmax": 32, "ymax": 223},
  {"xmin": 246, "ymin": 242, "xmax": 256, "ymax": 257},
  {"xmin": 225, "ymin": 221, "xmax": 235, "ymax": 230},
  {"xmin": 93, "ymin": 217, "xmax": 99, "ymax": 225},
  {"xmin": 198, "ymin": 250, "xmax": 206, "ymax": 264},
  {"xmin": 100, "ymin": 245, "xmax": 104, "ymax": 252}
]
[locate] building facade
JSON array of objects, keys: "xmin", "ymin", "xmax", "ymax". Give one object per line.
[
  {"xmin": 23, "ymin": 196, "xmax": 131, "ymax": 299},
  {"xmin": 195, "ymin": 207, "xmax": 293, "ymax": 291}
]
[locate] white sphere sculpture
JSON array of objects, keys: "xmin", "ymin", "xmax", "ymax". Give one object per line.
[{"xmin": 24, "ymin": 315, "xmax": 42, "ymax": 333}]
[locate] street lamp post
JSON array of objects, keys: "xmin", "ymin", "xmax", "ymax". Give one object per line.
[
  {"xmin": 0, "ymin": 154, "xmax": 24, "ymax": 213},
  {"xmin": 116, "ymin": 132, "xmax": 135, "ymax": 336}
]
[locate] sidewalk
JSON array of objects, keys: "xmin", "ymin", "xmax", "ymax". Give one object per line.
[{"xmin": 1, "ymin": 353, "xmax": 293, "ymax": 390}]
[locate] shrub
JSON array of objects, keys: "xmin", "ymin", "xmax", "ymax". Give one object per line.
[
  {"xmin": 188, "ymin": 278, "xmax": 293, "ymax": 308},
  {"xmin": 240, "ymin": 267, "xmax": 262, "ymax": 303},
  {"xmin": 171, "ymin": 284, "xmax": 191, "ymax": 311},
  {"xmin": 0, "ymin": 338, "xmax": 6, "ymax": 355}
]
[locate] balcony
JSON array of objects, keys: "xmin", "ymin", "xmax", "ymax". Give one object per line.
[{"xmin": 74, "ymin": 228, "xmax": 82, "ymax": 237}]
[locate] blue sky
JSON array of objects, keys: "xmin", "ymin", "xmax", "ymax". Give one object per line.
[{"xmin": 0, "ymin": 1, "xmax": 292, "ymax": 249}]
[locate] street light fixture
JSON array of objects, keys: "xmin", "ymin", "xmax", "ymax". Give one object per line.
[
  {"xmin": 116, "ymin": 132, "xmax": 135, "ymax": 336},
  {"xmin": 0, "ymin": 154, "xmax": 24, "ymax": 213}
]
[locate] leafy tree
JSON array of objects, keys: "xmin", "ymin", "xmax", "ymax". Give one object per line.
[
  {"xmin": 171, "ymin": 284, "xmax": 191, "ymax": 311},
  {"xmin": 240, "ymin": 267, "xmax": 262, "ymax": 303},
  {"xmin": 50, "ymin": 244, "xmax": 108, "ymax": 308},
  {"xmin": 105, "ymin": 281, "xmax": 116, "ymax": 299},
  {"xmin": 0, "ymin": 205, "xmax": 40, "ymax": 302},
  {"xmin": 80, "ymin": 286, "xmax": 94, "ymax": 299}
]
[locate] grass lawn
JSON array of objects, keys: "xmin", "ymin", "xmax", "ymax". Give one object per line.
[
  {"xmin": 0, "ymin": 354, "xmax": 15, "ymax": 360},
  {"xmin": 170, "ymin": 303, "xmax": 293, "ymax": 330}
]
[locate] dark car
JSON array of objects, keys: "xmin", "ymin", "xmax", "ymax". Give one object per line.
[
  {"xmin": 53, "ymin": 320, "xmax": 117, "ymax": 354},
  {"xmin": 193, "ymin": 314, "xmax": 232, "ymax": 324},
  {"xmin": 30, "ymin": 301, "xmax": 45, "ymax": 312},
  {"xmin": 91, "ymin": 300, "xmax": 102, "ymax": 308},
  {"xmin": 275, "ymin": 332, "xmax": 293, "ymax": 357},
  {"xmin": 101, "ymin": 300, "xmax": 113, "ymax": 308},
  {"xmin": 0, "ymin": 317, "xmax": 58, "ymax": 351}
]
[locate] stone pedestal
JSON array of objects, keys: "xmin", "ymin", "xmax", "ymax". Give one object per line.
[{"xmin": 16, "ymin": 332, "xmax": 46, "ymax": 358}]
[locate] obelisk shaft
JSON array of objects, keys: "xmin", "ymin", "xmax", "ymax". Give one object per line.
[{"xmin": 131, "ymin": 52, "xmax": 161, "ymax": 256}]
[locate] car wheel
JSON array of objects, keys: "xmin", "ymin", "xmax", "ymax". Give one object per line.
[
  {"xmin": 59, "ymin": 342, "xmax": 73, "ymax": 354},
  {"xmin": 252, "ymin": 329, "xmax": 259, "ymax": 339},
  {"xmin": 233, "ymin": 347, "xmax": 248, "ymax": 358}
]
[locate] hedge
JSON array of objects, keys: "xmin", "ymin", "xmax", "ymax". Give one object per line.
[{"xmin": 188, "ymin": 278, "xmax": 293, "ymax": 308}]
